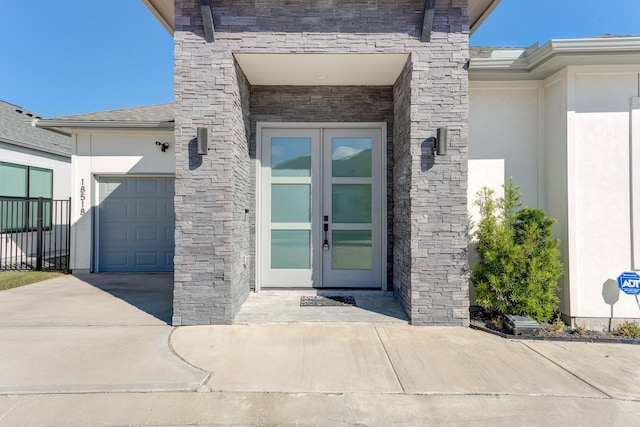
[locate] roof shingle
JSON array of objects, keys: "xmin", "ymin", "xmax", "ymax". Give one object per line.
[{"xmin": 0, "ymin": 100, "xmax": 70, "ymax": 157}]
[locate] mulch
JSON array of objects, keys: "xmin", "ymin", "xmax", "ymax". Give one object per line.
[{"xmin": 470, "ymin": 309, "xmax": 640, "ymax": 345}]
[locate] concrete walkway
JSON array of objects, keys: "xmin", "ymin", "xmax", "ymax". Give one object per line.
[
  {"xmin": 0, "ymin": 274, "xmax": 206, "ymax": 394},
  {"xmin": 1, "ymin": 275, "xmax": 639, "ymax": 426}
]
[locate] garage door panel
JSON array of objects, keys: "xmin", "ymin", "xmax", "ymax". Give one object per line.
[
  {"xmin": 136, "ymin": 201, "xmax": 160, "ymax": 218},
  {"xmin": 136, "ymin": 251, "xmax": 158, "ymax": 266},
  {"xmin": 101, "ymin": 227, "xmax": 172, "ymax": 245},
  {"xmin": 104, "ymin": 251, "xmax": 128, "ymax": 267},
  {"xmin": 165, "ymin": 227, "xmax": 174, "ymax": 242},
  {"xmin": 102, "ymin": 178, "xmax": 130, "ymax": 196},
  {"xmin": 98, "ymin": 177, "xmax": 174, "ymax": 272},
  {"xmin": 135, "ymin": 178, "xmax": 160, "ymax": 194},
  {"xmin": 102, "ymin": 200, "xmax": 129, "ymax": 218},
  {"xmin": 165, "ymin": 251, "xmax": 174, "ymax": 265},
  {"xmin": 101, "ymin": 226, "xmax": 128, "ymax": 244},
  {"xmin": 136, "ymin": 227, "xmax": 158, "ymax": 241}
]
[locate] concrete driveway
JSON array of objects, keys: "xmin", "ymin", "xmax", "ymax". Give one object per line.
[
  {"xmin": 0, "ymin": 273, "xmax": 206, "ymax": 394},
  {"xmin": 1, "ymin": 274, "xmax": 640, "ymax": 426}
]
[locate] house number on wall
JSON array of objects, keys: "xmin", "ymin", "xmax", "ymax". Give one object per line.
[{"xmin": 80, "ymin": 179, "xmax": 86, "ymax": 216}]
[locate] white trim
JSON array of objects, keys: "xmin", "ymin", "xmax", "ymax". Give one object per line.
[
  {"xmin": 470, "ymin": 80, "xmax": 543, "ymax": 90},
  {"xmin": 536, "ymin": 86, "xmax": 546, "ymax": 210},
  {"xmin": 566, "ymin": 73, "xmax": 579, "ymax": 315},
  {"xmin": 567, "ymin": 65, "xmax": 640, "ymax": 75},
  {"xmin": 631, "ymin": 97, "xmax": 640, "ymax": 269},
  {"xmin": 256, "ymin": 122, "xmax": 387, "ymax": 291},
  {"xmin": 470, "ymin": 37, "xmax": 640, "ymax": 81}
]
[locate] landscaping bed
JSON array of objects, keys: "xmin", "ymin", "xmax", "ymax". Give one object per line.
[{"xmin": 470, "ymin": 308, "xmax": 640, "ymax": 345}]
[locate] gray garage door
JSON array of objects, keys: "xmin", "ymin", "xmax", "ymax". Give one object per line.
[{"xmin": 98, "ymin": 177, "xmax": 174, "ymax": 272}]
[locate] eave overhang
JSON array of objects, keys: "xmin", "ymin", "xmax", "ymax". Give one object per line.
[
  {"xmin": 0, "ymin": 136, "xmax": 71, "ymax": 158},
  {"xmin": 35, "ymin": 120, "xmax": 175, "ymax": 132},
  {"xmin": 469, "ymin": 37, "xmax": 640, "ymax": 81},
  {"xmin": 142, "ymin": 0, "xmax": 500, "ymax": 36}
]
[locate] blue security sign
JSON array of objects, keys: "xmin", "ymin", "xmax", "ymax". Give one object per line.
[{"xmin": 617, "ymin": 272, "xmax": 640, "ymax": 295}]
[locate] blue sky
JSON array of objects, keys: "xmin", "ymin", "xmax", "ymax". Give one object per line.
[
  {"xmin": 1, "ymin": 0, "xmax": 638, "ymax": 117},
  {"xmin": 0, "ymin": 0, "xmax": 173, "ymax": 117},
  {"xmin": 472, "ymin": 0, "xmax": 640, "ymax": 47}
]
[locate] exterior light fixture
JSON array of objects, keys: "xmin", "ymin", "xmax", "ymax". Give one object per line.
[
  {"xmin": 155, "ymin": 141, "xmax": 170, "ymax": 152},
  {"xmin": 435, "ymin": 127, "xmax": 447, "ymax": 156},
  {"xmin": 197, "ymin": 127, "xmax": 208, "ymax": 155}
]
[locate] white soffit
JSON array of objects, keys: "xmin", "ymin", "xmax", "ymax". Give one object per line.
[{"xmin": 234, "ymin": 53, "xmax": 410, "ymax": 86}]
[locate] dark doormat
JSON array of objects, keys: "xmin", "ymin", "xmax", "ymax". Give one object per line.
[{"xmin": 300, "ymin": 296, "xmax": 357, "ymax": 307}]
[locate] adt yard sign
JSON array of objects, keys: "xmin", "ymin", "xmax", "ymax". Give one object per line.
[{"xmin": 617, "ymin": 272, "xmax": 640, "ymax": 295}]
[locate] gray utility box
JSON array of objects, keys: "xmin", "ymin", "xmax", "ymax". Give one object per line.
[{"xmin": 504, "ymin": 315, "xmax": 541, "ymax": 336}]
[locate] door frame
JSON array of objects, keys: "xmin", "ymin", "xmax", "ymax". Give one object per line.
[{"xmin": 255, "ymin": 122, "xmax": 387, "ymax": 291}]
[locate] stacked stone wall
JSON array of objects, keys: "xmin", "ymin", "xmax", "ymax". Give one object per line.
[{"xmin": 173, "ymin": 0, "xmax": 470, "ymax": 325}]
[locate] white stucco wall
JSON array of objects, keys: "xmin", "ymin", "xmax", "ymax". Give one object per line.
[
  {"xmin": 0, "ymin": 142, "xmax": 71, "ymax": 200},
  {"xmin": 0, "ymin": 143, "xmax": 71, "ymax": 265},
  {"xmin": 70, "ymin": 130, "xmax": 175, "ymax": 272},
  {"xmin": 470, "ymin": 65, "xmax": 640, "ymax": 323},
  {"xmin": 468, "ymin": 81, "xmax": 543, "ymax": 303},
  {"xmin": 571, "ymin": 67, "xmax": 640, "ymax": 320},
  {"xmin": 469, "ymin": 81, "xmax": 542, "ymax": 215}
]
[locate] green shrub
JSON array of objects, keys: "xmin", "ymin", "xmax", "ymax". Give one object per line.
[{"xmin": 471, "ymin": 178, "xmax": 563, "ymax": 322}]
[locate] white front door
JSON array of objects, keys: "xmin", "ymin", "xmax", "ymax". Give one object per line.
[{"xmin": 259, "ymin": 124, "xmax": 384, "ymax": 289}]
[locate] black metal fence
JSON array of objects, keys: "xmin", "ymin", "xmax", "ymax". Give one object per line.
[{"xmin": 0, "ymin": 197, "xmax": 71, "ymax": 272}]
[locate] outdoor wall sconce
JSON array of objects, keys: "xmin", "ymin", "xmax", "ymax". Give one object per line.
[
  {"xmin": 197, "ymin": 127, "xmax": 208, "ymax": 155},
  {"xmin": 435, "ymin": 127, "xmax": 447, "ymax": 156},
  {"xmin": 155, "ymin": 141, "xmax": 170, "ymax": 152}
]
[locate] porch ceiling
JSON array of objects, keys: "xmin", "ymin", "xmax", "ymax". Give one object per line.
[
  {"xmin": 142, "ymin": 0, "xmax": 500, "ymax": 35},
  {"xmin": 234, "ymin": 53, "xmax": 409, "ymax": 86}
]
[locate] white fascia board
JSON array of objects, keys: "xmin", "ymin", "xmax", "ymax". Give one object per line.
[
  {"xmin": 470, "ymin": 37, "xmax": 640, "ymax": 79},
  {"xmin": 470, "ymin": 0, "xmax": 502, "ymax": 35},
  {"xmin": 36, "ymin": 120, "xmax": 175, "ymax": 131},
  {"xmin": 526, "ymin": 37, "xmax": 640, "ymax": 67},
  {"xmin": 141, "ymin": 0, "xmax": 174, "ymax": 34},
  {"xmin": 470, "ymin": 80, "xmax": 543, "ymax": 90},
  {"xmin": 469, "ymin": 57, "xmax": 529, "ymax": 70},
  {"xmin": 0, "ymin": 136, "xmax": 70, "ymax": 158}
]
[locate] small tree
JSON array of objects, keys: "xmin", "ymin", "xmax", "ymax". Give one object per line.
[{"xmin": 471, "ymin": 178, "xmax": 562, "ymax": 322}]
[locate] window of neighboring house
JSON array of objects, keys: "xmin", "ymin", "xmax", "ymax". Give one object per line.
[{"xmin": 0, "ymin": 162, "xmax": 53, "ymax": 232}]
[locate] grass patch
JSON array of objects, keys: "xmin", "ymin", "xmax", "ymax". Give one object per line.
[{"xmin": 0, "ymin": 271, "xmax": 65, "ymax": 291}]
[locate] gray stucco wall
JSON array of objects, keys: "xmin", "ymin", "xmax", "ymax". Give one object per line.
[{"xmin": 173, "ymin": 0, "xmax": 470, "ymax": 326}]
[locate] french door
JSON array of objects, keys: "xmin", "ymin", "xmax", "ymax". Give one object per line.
[{"xmin": 259, "ymin": 124, "xmax": 384, "ymax": 289}]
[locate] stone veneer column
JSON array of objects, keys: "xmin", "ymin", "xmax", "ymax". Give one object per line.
[
  {"xmin": 172, "ymin": 1, "xmax": 251, "ymax": 325},
  {"xmin": 410, "ymin": 6, "xmax": 470, "ymax": 326},
  {"xmin": 393, "ymin": 2, "xmax": 470, "ymax": 326}
]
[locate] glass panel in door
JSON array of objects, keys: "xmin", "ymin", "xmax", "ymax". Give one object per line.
[
  {"xmin": 322, "ymin": 129, "xmax": 383, "ymax": 288},
  {"xmin": 260, "ymin": 126, "xmax": 383, "ymax": 289},
  {"xmin": 260, "ymin": 129, "xmax": 321, "ymax": 288}
]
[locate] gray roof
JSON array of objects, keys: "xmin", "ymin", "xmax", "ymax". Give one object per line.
[
  {"xmin": 51, "ymin": 103, "xmax": 174, "ymax": 122},
  {"xmin": 38, "ymin": 103, "xmax": 174, "ymax": 129},
  {"xmin": 0, "ymin": 100, "xmax": 71, "ymax": 157}
]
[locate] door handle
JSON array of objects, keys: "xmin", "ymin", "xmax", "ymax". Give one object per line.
[{"xmin": 323, "ymin": 216, "xmax": 329, "ymax": 251}]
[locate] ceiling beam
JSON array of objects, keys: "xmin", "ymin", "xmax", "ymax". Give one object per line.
[
  {"xmin": 201, "ymin": 0, "xmax": 215, "ymax": 43},
  {"xmin": 421, "ymin": 0, "xmax": 436, "ymax": 42}
]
